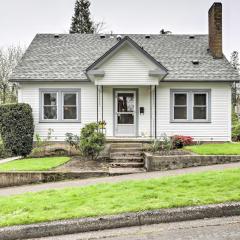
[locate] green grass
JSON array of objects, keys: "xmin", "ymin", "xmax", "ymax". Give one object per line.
[
  {"xmin": 185, "ymin": 143, "xmax": 240, "ymax": 155},
  {"xmin": 1, "ymin": 168, "xmax": 240, "ymax": 227},
  {"xmin": 0, "ymin": 157, "xmax": 70, "ymax": 171}
]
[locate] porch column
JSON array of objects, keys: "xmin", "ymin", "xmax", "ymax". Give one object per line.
[
  {"xmin": 154, "ymin": 85, "xmax": 157, "ymax": 139},
  {"xmin": 101, "ymin": 85, "xmax": 104, "ymax": 133},
  {"xmin": 96, "ymin": 85, "xmax": 99, "ymax": 123}
]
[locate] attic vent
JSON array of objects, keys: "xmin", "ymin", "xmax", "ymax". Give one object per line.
[
  {"xmin": 192, "ymin": 60, "xmax": 200, "ymax": 65},
  {"xmin": 100, "ymin": 35, "xmax": 106, "ymax": 39},
  {"xmin": 145, "ymin": 35, "xmax": 151, "ymax": 39},
  {"xmin": 189, "ymin": 35, "xmax": 195, "ymax": 39},
  {"xmin": 54, "ymin": 34, "xmax": 60, "ymax": 38},
  {"xmin": 116, "ymin": 35, "xmax": 123, "ymax": 41}
]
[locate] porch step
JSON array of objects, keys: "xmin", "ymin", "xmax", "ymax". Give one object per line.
[
  {"xmin": 110, "ymin": 156, "xmax": 143, "ymax": 162},
  {"xmin": 111, "ymin": 143, "xmax": 142, "ymax": 149},
  {"xmin": 110, "ymin": 152, "xmax": 142, "ymax": 158},
  {"xmin": 110, "ymin": 162, "xmax": 144, "ymax": 168},
  {"xmin": 109, "ymin": 167, "xmax": 146, "ymax": 176},
  {"xmin": 111, "ymin": 147, "xmax": 142, "ymax": 153}
]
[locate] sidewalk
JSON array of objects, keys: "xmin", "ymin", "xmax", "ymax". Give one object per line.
[{"xmin": 1, "ymin": 161, "xmax": 240, "ymax": 196}]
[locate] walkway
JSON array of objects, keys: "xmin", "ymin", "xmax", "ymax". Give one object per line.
[{"xmin": 1, "ymin": 161, "xmax": 240, "ymax": 197}]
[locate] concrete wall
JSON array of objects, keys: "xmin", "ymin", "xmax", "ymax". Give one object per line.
[
  {"xmin": 144, "ymin": 152, "xmax": 240, "ymax": 171},
  {"xmin": 0, "ymin": 171, "xmax": 108, "ymax": 188}
]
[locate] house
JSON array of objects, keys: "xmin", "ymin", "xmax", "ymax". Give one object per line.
[{"xmin": 10, "ymin": 3, "xmax": 240, "ymax": 142}]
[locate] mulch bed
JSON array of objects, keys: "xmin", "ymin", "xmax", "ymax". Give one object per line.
[{"xmin": 55, "ymin": 156, "xmax": 109, "ymax": 172}]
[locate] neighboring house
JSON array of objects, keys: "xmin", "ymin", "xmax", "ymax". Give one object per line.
[{"xmin": 10, "ymin": 3, "xmax": 240, "ymax": 141}]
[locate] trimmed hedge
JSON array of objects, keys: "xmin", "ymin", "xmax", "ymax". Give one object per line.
[{"xmin": 0, "ymin": 103, "xmax": 34, "ymax": 156}]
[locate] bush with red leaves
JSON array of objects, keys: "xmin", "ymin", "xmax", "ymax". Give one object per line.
[{"xmin": 172, "ymin": 135, "xmax": 194, "ymax": 149}]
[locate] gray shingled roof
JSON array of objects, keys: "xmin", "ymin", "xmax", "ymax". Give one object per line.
[{"xmin": 10, "ymin": 34, "xmax": 240, "ymax": 82}]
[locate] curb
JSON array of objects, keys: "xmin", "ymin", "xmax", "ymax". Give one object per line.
[{"xmin": 1, "ymin": 202, "xmax": 240, "ymax": 240}]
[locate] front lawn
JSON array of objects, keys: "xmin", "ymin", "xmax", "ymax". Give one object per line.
[
  {"xmin": 185, "ymin": 143, "xmax": 240, "ymax": 155},
  {"xmin": 0, "ymin": 157, "xmax": 70, "ymax": 171},
  {"xmin": 0, "ymin": 168, "xmax": 240, "ymax": 227}
]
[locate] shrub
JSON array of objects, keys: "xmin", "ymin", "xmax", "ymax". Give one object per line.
[
  {"xmin": 79, "ymin": 122, "xmax": 106, "ymax": 159},
  {"xmin": 232, "ymin": 111, "xmax": 240, "ymax": 141},
  {"xmin": 172, "ymin": 135, "xmax": 194, "ymax": 149},
  {"xmin": 149, "ymin": 134, "xmax": 173, "ymax": 153},
  {"xmin": 0, "ymin": 103, "xmax": 34, "ymax": 157}
]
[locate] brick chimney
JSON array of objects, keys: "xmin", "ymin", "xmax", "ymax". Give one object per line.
[{"xmin": 208, "ymin": 2, "xmax": 223, "ymax": 58}]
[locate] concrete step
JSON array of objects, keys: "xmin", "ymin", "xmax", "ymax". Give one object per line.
[
  {"xmin": 110, "ymin": 162, "xmax": 144, "ymax": 168},
  {"xmin": 110, "ymin": 152, "xmax": 142, "ymax": 158},
  {"xmin": 110, "ymin": 158, "xmax": 143, "ymax": 163},
  {"xmin": 109, "ymin": 167, "xmax": 146, "ymax": 176},
  {"xmin": 111, "ymin": 147, "xmax": 142, "ymax": 153},
  {"xmin": 110, "ymin": 156, "xmax": 143, "ymax": 161},
  {"xmin": 111, "ymin": 143, "xmax": 142, "ymax": 149}
]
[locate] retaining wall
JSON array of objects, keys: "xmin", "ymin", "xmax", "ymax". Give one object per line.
[
  {"xmin": 144, "ymin": 152, "xmax": 240, "ymax": 171},
  {"xmin": 0, "ymin": 171, "xmax": 108, "ymax": 188}
]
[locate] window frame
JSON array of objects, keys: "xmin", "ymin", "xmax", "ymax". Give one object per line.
[
  {"xmin": 42, "ymin": 91, "xmax": 59, "ymax": 121},
  {"xmin": 173, "ymin": 92, "xmax": 189, "ymax": 121},
  {"xmin": 192, "ymin": 92, "xmax": 208, "ymax": 122},
  {"xmin": 62, "ymin": 92, "xmax": 79, "ymax": 121},
  {"xmin": 170, "ymin": 89, "xmax": 211, "ymax": 123},
  {"xmin": 39, "ymin": 89, "xmax": 81, "ymax": 123}
]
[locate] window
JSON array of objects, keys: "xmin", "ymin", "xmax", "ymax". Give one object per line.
[
  {"xmin": 193, "ymin": 93, "xmax": 207, "ymax": 120},
  {"xmin": 63, "ymin": 93, "xmax": 78, "ymax": 120},
  {"xmin": 171, "ymin": 89, "xmax": 211, "ymax": 123},
  {"xmin": 43, "ymin": 93, "xmax": 58, "ymax": 120},
  {"xmin": 40, "ymin": 89, "xmax": 81, "ymax": 122},
  {"xmin": 174, "ymin": 93, "xmax": 187, "ymax": 120}
]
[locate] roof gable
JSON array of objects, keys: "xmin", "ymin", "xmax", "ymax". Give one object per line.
[{"xmin": 86, "ymin": 36, "xmax": 168, "ymax": 75}]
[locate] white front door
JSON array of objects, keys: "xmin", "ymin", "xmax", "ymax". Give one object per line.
[{"xmin": 115, "ymin": 90, "xmax": 137, "ymax": 136}]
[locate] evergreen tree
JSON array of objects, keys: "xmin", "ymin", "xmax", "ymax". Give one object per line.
[
  {"xmin": 70, "ymin": 0, "xmax": 94, "ymax": 34},
  {"xmin": 231, "ymin": 51, "xmax": 240, "ymax": 108}
]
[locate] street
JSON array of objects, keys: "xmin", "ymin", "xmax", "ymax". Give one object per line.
[{"xmin": 33, "ymin": 216, "xmax": 240, "ymax": 240}]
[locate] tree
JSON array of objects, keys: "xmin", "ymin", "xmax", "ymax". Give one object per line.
[
  {"xmin": 70, "ymin": 0, "xmax": 94, "ymax": 34},
  {"xmin": 0, "ymin": 46, "xmax": 24, "ymax": 104},
  {"xmin": 230, "ymin": 51, "xmax": 240, "ymax": 108}
]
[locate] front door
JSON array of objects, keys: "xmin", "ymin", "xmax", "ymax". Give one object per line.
[{"xmin": 115, "ymin": 90, "xmax": 137, "ymax": 136}]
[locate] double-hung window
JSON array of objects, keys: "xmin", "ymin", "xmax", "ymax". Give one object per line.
[
  {"xmin": 171, "ymin": 89, "xmax": 211, "ymax": 123},
  {"xmin": 40, "ymin": 89, "xmax": 81, "ymax": 122},
  {"xmin": 43, "ymin": 92, "xmax": 58, "ymax": 120},
  {"xmin": 173, "ymin": 93, "xmax": 188, "ymax": 120}
]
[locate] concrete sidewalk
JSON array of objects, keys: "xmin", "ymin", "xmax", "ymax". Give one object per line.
[
  {"xmin": 0, "ymin": 156, "xmax": 21, "ymax": 165},
  {"xmin": 1, "ymin": 161, "xmax": 240, "ymax": 196}
]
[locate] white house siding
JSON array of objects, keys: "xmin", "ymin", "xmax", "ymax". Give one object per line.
[
  {"xmin": 18, "ymin": 82, "xmax": 97, "ymax": 141},
  {"xmin": 18, "ymin": 81, "xmax": 231, "ymax": 142},
  {"xmin": 156, "ymin": 82, "xmax": 232, "ymax": 141},
  {"xmin": 94, "ymin": 44, "xmax": 160, "ymax": 86}
]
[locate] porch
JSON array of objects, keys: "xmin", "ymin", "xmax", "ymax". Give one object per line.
[{"xmin": 96, "ymin": 86, "xmax": 158, "ymax": 139}]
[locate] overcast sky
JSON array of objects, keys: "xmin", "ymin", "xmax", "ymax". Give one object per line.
[{"xmin": 0, "ymin": 0, "xmax": 239, "ymax": 59}]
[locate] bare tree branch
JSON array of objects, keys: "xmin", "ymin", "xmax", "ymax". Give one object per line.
[{"xmin": 0, "ymin": 46, "xmax": 25, "ymax": 104}]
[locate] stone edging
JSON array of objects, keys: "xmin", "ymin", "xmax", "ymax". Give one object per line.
[
  {"xmin": 0, "ymin": 171, "xmax": 109, "ymax": 188},
  {"xmin": 0, "ymin": 202, "xmax": 240, "ymax": 240},
  {"xmin": 144, "ymin": 152, "xmax": 240, "ymax": 171}
]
